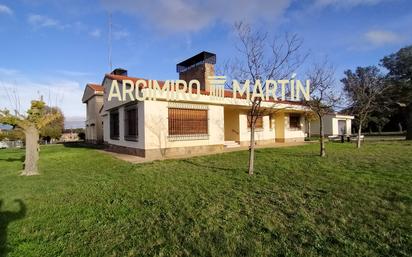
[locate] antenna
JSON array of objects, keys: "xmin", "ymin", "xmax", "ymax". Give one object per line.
[{"xmin": 108, "ymin": 12, "xmax": 113, "ymax": 72}]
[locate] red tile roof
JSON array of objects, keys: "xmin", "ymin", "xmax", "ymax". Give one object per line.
[{"xmin": 88, "ymin": 83, "xmax": 104, "ymax": 92}]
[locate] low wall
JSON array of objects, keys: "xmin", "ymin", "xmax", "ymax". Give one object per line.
[{"xmin": 104, "ymin": 143, "xmax": 224, "ymax": 159}]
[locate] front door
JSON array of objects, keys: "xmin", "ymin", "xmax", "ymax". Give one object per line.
[{"xmin": 338, "ymin": 120, "xmax": 346, "ymax": 135}]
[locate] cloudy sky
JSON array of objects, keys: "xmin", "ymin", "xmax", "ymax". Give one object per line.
[{"xmin": 0, "ymin": 0, "xmax": 411, "ymax": 127}]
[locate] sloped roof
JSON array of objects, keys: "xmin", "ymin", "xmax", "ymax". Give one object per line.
[
  {"xmin": 82, "ymin": 83, "xmax": 104, "ymax": 103},
  {"xmin": 88, "ymin": 84, "xmax": 104, "ymax": 92}
]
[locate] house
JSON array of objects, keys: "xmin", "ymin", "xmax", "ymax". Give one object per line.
[
  {"xmin": 82, "ymin": 83, "xmax": 104, "ymax": 144},
  {"xmin": 83, "ymin": 52, "xmax": 311, "ymax": 159},
  {"xmin": 310, "ymin": 113, "xmax": 354, "ymax": 136},
  {"xmin": 60, "ymin": 132, "xmax": 80, "ymax": 142}
]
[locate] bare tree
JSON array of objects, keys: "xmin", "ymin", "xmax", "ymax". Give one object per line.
[
  {"xmin": 0, "ymin": 99, "xmax": 61, "ymax": 175},
  {"xmin": 228, "ymin": 22, "xmax": 307, "ymax": 175},
  {"xmin": 304, "ymin": 111, "xmax": 317, "ymax": 139},
  {"xmin": 341, "ymin": 66, "xmax": 389, "ymax": 148},
  {"xmin": 305, "ymin": 61, "xmax": 340, "ymax": 157}
]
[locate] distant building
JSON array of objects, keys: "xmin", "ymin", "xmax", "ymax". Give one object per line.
[
  {"xmin": 310, "ymin": 113, "xmax": 354, "ymax": 136},
  {"xmin": 61, "ymin": 132, "xmax": 80, "ymax": 142},
  {"xmin": 82, "ymin": 84, "xmax": 104, "ymax": 144}
]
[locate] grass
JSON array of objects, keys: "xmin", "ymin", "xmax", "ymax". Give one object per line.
[{"xmin": 0, "ymin": 141, "xmax": 411, "ymax": 257}]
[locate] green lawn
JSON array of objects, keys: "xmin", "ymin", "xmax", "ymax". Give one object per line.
[{"xmin": 0, "ymin": 142, "xmax": 411, "ymax": 257}]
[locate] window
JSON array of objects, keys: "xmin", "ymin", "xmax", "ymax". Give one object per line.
[
  {"xmin": 110, "ymin": 110, "xmax": 119, "ymax": 140},
  {"xmin": 124, "ymin": 105, "xmax": 138, "ymax": 141},
  {"xmin": 247, "ymin": 115, "xmax": 263, "ymax": 129},
  {"xmin": 168, "ymin": 108, "xmax": 208, "ymax": 136},
  {"xmin": 289, "ymin": 114, "xmax": 301, "ymax": 129}
]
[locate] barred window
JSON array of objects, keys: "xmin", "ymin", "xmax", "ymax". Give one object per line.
[
  {"xmin": 247, "ymin": 115, "xmax": 263, "ymax": 129},
  {"xmin": 110, "ymin": 110, "xmax": 119, "ymax": 140},
  {"xmin": 124, "ymin": 105, "xmax": 138, "ymax": 141},
  {"xmin": 168, "ymin": 108, "xmax": 208, "ymax": 136},
  {"xmin": 289, "ymin": 114, "xmax": 301, "ymax": 129}
]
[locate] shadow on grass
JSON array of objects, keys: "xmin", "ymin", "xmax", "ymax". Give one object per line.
[
  {"xmin": 0, "ymin": 199, "xmax": 26, "ymax": 257},
  {"xmin": 182, "ymin": 159, "xmax": 240, "ymax": 172},
  {"xmin": 0, "ymin": 156, "xmax": 24, "ymax": 163},
  {"xmin": 262, "ymin": 151, "xmax": 321, "ymax": 158}
]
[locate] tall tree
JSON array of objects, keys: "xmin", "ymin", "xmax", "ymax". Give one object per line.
[
  {"xmin": 0, "ymin": 100, "xmax": 61, "ymax": 175},
  {"xmin": 40, "ymin": 106, "xmax": 64, "ymax": 142},
  {"xmin": 229, "ymin": 22, "xmax": 306, "ymax": 175},
  {"xmin": 341, "ymin": 66, "xmax": 388, "ymax": 148},
  {"xmin": 305, "ymin": 61, "xmax": 340, "ymax": 156},
  {"xmin": 381, "ymin": 45, "xmax": 412, "ymax": 140}
]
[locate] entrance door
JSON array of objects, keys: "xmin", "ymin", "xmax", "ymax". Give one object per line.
[
  {"xmin": 338, "ymin": 120, "xmax": 346, "ymax": 135},
  {"xmin": 224, "ymin": 108, "xmax": 240, "ymax": 141}
]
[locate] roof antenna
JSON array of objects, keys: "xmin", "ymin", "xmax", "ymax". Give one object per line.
[{"xmin": 108, "ymin": 12, "xmax": 113, "ymax": 72}]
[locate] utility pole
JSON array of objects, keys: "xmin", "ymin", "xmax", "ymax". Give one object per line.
[{"xmin": 108, "ymin": 12, "xmax": 113, "ymax": 72}]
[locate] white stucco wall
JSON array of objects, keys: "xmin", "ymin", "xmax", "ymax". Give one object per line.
[
  {"xmin": 347, "ymin": 119, "xmax": 352, "ymax": 134},
  {"xmin": 237, "ymin": 111, "xmax": 305, "ymax": 143},
  {"xmin": 103, "ymin": 102, "xmax": 145, "ymax": 149},
  {"xmin": 332, "ymin": 117, "xmax": 352, "ymax": 135},
  {"xmin": 143, "ymin": 100, "xmax": 224, "ymax": 150},
  {"xmin": 238, "ymin": 114, "xmax": 275, "ymax": 142},
  {"xmin": 85, "ymin": 95, "xmax": 103, "ymax": 142},
  {"xmin": 103, "ymin": 100, "xmax": 225, "ymax": 150},
  {"xmin": 310, "ymin": 114, "xmax": 354, "ymax": 136},
  {"xmin": 103, "ymin": 113, "xmax": 109, "ymax": 142},
  {"xmin": 284, "ymin": 113, "xmax": 306, "ymax": 140},
  {"xmin": 311, "ymin": 115, "xmax": 334, "ymax": 136}
]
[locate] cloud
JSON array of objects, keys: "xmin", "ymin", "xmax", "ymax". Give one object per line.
[
  {"xmin": 56, "ymin": 70, "xmax": 92, "ymax": 77},
  {"xmin": 0, "ymin": 4, "xmax": 13, "ymax": 15},
  {"xmin": 65, "ymin": 116, "xmax": 86, "ymax": 129},
  {"xmin": 364, "ymin": 29, "xmax": 403, "ymax": 46},
  {"xmin": 313, "ymin": 0, "xmax": 387, "ymax": 8},
  {"xmin": 89, "ymin": 28, "xmax": 101, "ymax": 38},
  {"xmin": 101, "ymin": 0, "xmax": 292, "ymax": 32},
  {"xmin": 27, "ymin": 14, "xmax": 102, "ymax": 39},
  {"xmin": 113, "ymin": 29, "xmax": 129, "ymax": 40},
  {"xmin": 28, "ymin": 14, "xmax": 65, "ymax": 29},
  {"xmin": 0, "ymin": 68, "xmax": 20, "ymax": 76},
  {"xmin": 0, "ymin": 73, "xmax": 86, "ymax": 120}
]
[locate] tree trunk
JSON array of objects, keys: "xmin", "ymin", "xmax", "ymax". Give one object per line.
[
  {"xmin": 248, "ymin": 125, "xmax": 255, "ymax": 175},
  {"xmin": 22, "ymin": 125, "xmax": 40, "ymax": 176},
  {"xmin": 319, "ymin": 116, "xmax": 326, "ymax": 157},
  {"xmin": 406, "ymin": 103, "xmax": 412, "ymax": 140},
  {"xmin": 357, "ymin": 121, "xmax": 363, "ymax": 148},
  {"xmin": 378, "ymin": 125, "xmax": 382, "ymax": 135},
  {"xmin": 307, "ymin": 120, "xmax": 311, "ymax": 139}
]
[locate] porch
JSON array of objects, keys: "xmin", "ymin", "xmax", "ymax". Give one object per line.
[{"xmin": 223, "ymin": 106, "xmax": 306, "ymax": 147}]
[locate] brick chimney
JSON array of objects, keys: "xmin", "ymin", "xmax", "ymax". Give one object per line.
[{"xmin": 176, "ymin": 51, "xmax": 216, "ymax": 91}]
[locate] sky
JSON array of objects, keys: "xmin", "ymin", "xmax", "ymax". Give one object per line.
[{"xmin": 0, "ymin": 0, "xmax": 411, "ymax": 128}]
